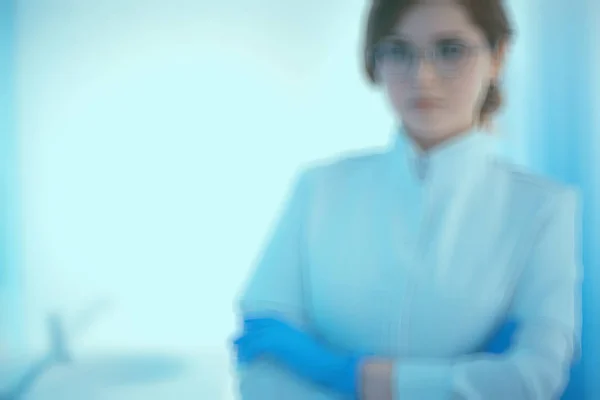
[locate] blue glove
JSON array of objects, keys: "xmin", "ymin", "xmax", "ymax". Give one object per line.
[
  {"xmin": 233, "ymin": 316, "xmax": 363, "ymax": 398},
  {"xmin": 484, "ymin": 319, "xmax": 518, "ymax": 354}
]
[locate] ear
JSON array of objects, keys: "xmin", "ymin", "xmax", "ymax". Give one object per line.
[{"xmin": 490, "ymin": 40, "xmax": 508, "ymax": 81}]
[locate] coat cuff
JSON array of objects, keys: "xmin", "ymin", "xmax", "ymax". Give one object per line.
[{"xmin": 393, "ymin": 359, "xmax": 455, "ymax": 399}]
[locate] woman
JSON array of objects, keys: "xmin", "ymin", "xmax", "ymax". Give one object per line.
[{"xmin": 231, "ymin": 0, "xmax": 582, "ymax": 399}]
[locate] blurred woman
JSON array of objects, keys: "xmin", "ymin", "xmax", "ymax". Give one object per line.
[{"xmin": 232, "ymin": 1, "xmax": 582, "ymax": 399}]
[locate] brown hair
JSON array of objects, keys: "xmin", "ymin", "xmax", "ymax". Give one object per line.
[{"xmin": 363, "ymin": 0, "xmax": 515, "ymax": 126}]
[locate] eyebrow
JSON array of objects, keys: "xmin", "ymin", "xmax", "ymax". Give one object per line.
[
  {"xmin": 432, "ymin": 31, "xmax": 471, "ymax": 40},
  {"xmin": 386, "ymin": 31, "xmax": 472, "ymax": 42}
]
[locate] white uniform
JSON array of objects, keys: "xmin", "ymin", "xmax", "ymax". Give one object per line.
[{"xmin": 235, "ymin": 128, "xmax": 582, "ymax": 399}]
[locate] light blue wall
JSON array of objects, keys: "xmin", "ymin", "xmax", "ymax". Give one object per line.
[
  {"xmin": 0, "ymin": 0, "xmax": 22, "ymax": 358},
  {"xmin": 504, "ymin": 1, "xmax": 600, "ymax": 397},
  {"xmin": 8, "ymin": 0, "xmax": 600, "ymax": 398}
]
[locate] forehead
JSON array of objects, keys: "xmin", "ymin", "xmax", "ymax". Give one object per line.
[{"xmin": 391, "ymin": 2, "xmax": 485, "ymax": 43}]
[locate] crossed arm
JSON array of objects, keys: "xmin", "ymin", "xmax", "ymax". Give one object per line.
[{"xmin": 233, "ymin": 170, "xmax": 582, "ymax": 400}]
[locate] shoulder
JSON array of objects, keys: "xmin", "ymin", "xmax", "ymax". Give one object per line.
[
  {"xmin": 490, "ymin": 159, "xmax": 579, "ymax": 220},
  {"xmin": 299, "ymin": 146, "xmax": 389, "ymax": 187}
]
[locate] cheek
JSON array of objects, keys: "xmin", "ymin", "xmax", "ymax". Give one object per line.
[
  {"xmin": 383, "ymin": 79, "xmax": 411, "ymax": 113},
  {"xmin": 448, "ymin": 76, "xmax": 486, "ymax": 110},
  {"xmin": 446, "ymin": 63, "xmax": 490, "ymax": 112}
]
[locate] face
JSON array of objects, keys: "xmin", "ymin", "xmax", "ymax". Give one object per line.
[{"xmin": 374, "ymin": 0, "xmax": 504, "ymax": 149}]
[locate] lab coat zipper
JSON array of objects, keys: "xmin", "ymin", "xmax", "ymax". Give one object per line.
[{"xmin": 391, "ymin": 155, "xmax": 430, "ymax": 355}]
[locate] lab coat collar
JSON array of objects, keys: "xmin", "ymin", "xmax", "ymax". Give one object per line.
[{"xmin": 389, "ymin": 125, "xmax": 495, "ymax": 183}]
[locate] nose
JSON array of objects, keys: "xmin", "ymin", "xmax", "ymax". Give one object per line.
[{"xmin": 412, "ymin": 56, "xmax": 438, "ymax": 86}]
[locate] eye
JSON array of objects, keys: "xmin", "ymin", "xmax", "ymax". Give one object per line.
[
  {"xmin": 436, "ymin": 40, "xmax": 468, "ymax": 61},
  {"xmin": 377, "ymin": 40, "xmax": 413, "ymax": 63}
]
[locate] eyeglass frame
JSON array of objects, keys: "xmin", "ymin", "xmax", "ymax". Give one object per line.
[{"xmin": 370, "ymin": 38, "xmax": 492, "ymax": 81}]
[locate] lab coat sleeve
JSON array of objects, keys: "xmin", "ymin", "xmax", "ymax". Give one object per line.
[
  {"xmin": 384, "ymin": 189, "xmax": 582, "ymax": 400},
  {"xmin": 233, "ymin": 168, "xmax": 328, "ymax": 399}
]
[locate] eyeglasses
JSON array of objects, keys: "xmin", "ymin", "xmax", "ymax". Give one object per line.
[{"xmin": 372, "ymin": 38, "xmax": 487, "ymax": 80}]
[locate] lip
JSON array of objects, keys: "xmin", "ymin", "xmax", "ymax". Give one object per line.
[{"xmin": 412, "ymin": 98, "xmax": 443, "ymax": 109}]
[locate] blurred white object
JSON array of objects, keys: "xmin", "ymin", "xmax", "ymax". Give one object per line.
[
  {"xmin": 2, "ymin": 346, "xmax": 231, "ymax": 400},
  {"xmin": 21, "ymin": 350, "xmax": 232, "ymax": 400},
  {"xmin": 22, "ymin": 352, "xmax": 191, "ymax": 400},
  {"xmin": 1, "ymin": 300, "xmax": 235, "ymax": 399},
  {"xmin": 0, "ymin": 313, "xmax": 72, "ymax": 399}
]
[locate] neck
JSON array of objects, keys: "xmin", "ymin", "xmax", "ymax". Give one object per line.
[{"xmin": 405, "ymin": 123, "xmax": 474, "ymax": 152}]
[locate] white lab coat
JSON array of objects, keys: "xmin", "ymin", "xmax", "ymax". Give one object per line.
[{"xmin": 234, "ymin": 127, "xmax": 582, "ymax": 399}]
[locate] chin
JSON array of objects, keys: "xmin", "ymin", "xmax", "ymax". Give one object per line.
[{"xmin": 403, "ymin": 116, "xmax": 449, "ymax": 138}]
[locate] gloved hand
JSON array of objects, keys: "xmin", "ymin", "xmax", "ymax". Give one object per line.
[
  {"xmin": 483, "ymin": 319, "xmax": 518, "ymax": 354},
  {"xmin": 233, "ymin": 316, "xmax": 363, "ymax": 398}
]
